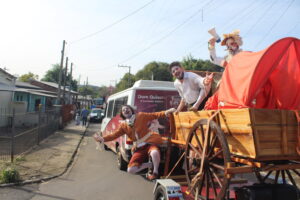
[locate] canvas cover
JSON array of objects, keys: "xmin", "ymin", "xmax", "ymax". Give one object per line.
[{"xmin": 205, "ymin": 37, "xmax": 300, "ymax": 110}]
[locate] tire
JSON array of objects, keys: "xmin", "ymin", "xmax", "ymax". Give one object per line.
[
  {"xmin": 154, "ymin": 185, "xmax": 168, "ymax": 200},
  {"xmin": 117, "ymin": 147, "xmax": 127, "ymax": 171}
]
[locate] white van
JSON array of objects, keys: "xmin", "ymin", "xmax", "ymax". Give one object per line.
[{"xmin": 100, "ymin": 80, "xmax": 180, "ymax": 170}]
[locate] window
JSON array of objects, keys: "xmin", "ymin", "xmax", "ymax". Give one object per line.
[
  {"xmin": 113, "ymin": 96, "xmax": 128, "ymax": 117},
  {"xmin": 106, "ymin": 100, "xmax": 114, "ymax": 118}
]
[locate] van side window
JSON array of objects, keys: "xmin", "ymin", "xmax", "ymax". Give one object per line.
[
  {"xmin": 113, "ymin": 96, "xmax": 128, "ymax": 117},
  {"xmin": 107, "ymin": 100, "xmax": 114, "ymax": 118}
]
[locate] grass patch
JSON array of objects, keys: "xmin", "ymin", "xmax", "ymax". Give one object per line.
[
  {"xmin": 15, "ymin": 156, "xmax": 26, "ymax": 162},
  {"xmin": 0, "ymin": 167, "xmax": 20, "ymax": 184}
]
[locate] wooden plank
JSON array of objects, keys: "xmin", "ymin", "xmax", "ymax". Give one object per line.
[
  {"xmin": 281, "ymin": 110, "xmax": 288, "ymax": 154},
  {"xmin": 230, "ymin": 157, "xmax": 264, "ymax": 168},
  {"xmin": 226, "ymin": 166, "xmax": 254, "ymax": 174}
]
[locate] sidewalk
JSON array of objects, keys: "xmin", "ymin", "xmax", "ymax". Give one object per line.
[{"xmin": 0, "ymin": 121, "xmax": 87, "ymax": 187}]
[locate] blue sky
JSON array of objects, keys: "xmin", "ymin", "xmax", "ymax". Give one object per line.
[{"xmin": 0, "ymin": 0, "xmax": 299, "ymax": 86}]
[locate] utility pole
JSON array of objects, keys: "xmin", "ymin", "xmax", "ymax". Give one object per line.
[
  {"xmin": 62, "ymin": 57, "xmax": 68, "ymax": 104},
  {"xmin": 57, "ymin": 40, "xmax": 66, "ymax": 105},
  {"xmin": 118, "ymin": 65, "xmax": 131, "ymax": 87},
  {"xmin": 68, "ymin": 63, "xmax": 73, "ymax": 104}
]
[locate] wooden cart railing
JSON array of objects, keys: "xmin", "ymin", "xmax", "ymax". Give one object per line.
[{"xmin": 163, "ymin": 108, "xmax": 300, "ymax": 200}]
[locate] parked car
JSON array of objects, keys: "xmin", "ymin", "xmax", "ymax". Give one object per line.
[{"xmin": 88, "ymin": 108, "xmax": 104, "ymax": 123}]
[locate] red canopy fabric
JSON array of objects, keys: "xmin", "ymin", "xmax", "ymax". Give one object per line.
[{"xmin": 205, "ymin": 37, "xmax": 300, "ymax": 110}]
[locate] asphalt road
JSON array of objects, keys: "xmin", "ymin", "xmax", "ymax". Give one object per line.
[{"xmin": 0, "ymin": 123, "xmax": 156, "ymax": 200}]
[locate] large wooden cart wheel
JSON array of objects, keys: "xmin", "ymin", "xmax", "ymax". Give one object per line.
[
  {"xmin": 255, "ymin": 162, "xmax": 300, "ymax": 189},
  {"xmin": 184, "ymin": 119, "xmax": 231, "ymax": 200}
]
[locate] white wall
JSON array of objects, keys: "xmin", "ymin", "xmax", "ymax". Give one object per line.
[{"xmin": 0, "ymin": 92, "xmax": 13, "ymax": 127}]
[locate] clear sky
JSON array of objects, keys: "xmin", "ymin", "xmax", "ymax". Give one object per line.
[{"xmin": 0, "ymin": 0, "xmax": 299, "ymax": 87}]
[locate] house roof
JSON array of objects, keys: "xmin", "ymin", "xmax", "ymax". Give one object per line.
[
  {"xmin": 15, "ymin": 88, "xmax": 57, "ymax": 98},
  {"xmin": 36, "ymin": 81, "xmax": 79, "ymax": 94},
  {"xmin": 16, "ymin": 81, "xmax": 41, "ymax": 89},
  {"xmin": 0, "ymin": 68, "xmax": 16, "ymax": 79}
]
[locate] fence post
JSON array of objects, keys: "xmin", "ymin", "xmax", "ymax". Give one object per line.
[
  {"xmin": 37, "ymin": 107, "xmax": 41, "ymax": 145},
  {"xmin": 10, "ymin": 108, "xmax": 15, "ymax": 163}
]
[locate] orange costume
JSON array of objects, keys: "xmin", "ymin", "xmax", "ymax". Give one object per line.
[{"xmin": 102, "ymin": 111, "xmax": 166, "ymax": 167}]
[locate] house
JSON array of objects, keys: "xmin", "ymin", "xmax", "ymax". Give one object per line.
[
  {"xmin": 0, "ymin": 68, "xmax": 16, "ymax": 127},
  {"xmin": 30, "ymin": 80, "xmax": 79, "ymax": 105},
  {"xmin": 15, "ymin": 81, "xmax": 57, "ymax": 112}
]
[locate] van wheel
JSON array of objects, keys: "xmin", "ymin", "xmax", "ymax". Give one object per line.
[
  {"xmin": 154, "ymin": 185, "xmax": 168, "ymax": 200},
  {"xmin": 117, "ymin": 147, "xmax": 127, "ymax": 171}
]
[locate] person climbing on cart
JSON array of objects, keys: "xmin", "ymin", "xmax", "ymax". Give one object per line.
[
  {"xmin": 169, "ymin": 61, "xmax": 214, "ymax": 113},
  {"xmin": 93, "ymin": 105, "xmax": 176, "ymax": 181}
]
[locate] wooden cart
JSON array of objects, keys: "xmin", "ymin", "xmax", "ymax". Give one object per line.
[{"xmin": 163, "ymin": 108, "xmax": 300, "ymax": 200}]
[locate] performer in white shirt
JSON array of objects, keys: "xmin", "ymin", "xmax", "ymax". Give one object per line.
[
  {"xmin": 169, "ymin": 61, "xmax": 213, "ymax": 112},
  {"xmin": 208, "ymin": 30, "xmax": 243, "ymax": 68}
]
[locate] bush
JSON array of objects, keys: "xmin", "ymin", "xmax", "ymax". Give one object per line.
[{"xmin": 0, "ymin": 167, "xmax": 20, "ymax": 183}]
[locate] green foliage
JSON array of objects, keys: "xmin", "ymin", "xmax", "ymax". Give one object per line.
[
  {"xmin": 78, "ymin": 85, "xmax": 97, "ymax": 98},
  {"xmin": 114, "ymin": 57, "xmax": 222, "ymax": 93},
  {"xmin": 15, "ymin": 156, "xmax": 26, "ymax": 162},
  {"xmin": 115, "ymin": 73, "xmax": 136, "ymax": 92},
  {"xmin": 181, "ymin": 54, "xmax": 223, "ymax": 72},
  {"xmin": 135, "ymin": 61, "xmax": 172, "ymax": 81},
  {"xmin": 18, "ymin": 72, "xmax": 39, "ymax": 82},
  {"xmin": 0, "ymin": 167, "xmax": 20, "ymax": 183},
  {"xmin": 42, "ymin": 64, "xmax": 60, "ymax": 83},
  {"xmin": 41, "ymin": 63, "xmax": 78, "ymax": 91}
]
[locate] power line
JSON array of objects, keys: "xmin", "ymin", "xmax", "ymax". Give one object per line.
[
  {"xmin": 70, "ymin": 0, "xmax": 155, "ymax": 44},
  {"xmin": 255, "ymin": 0, "xmax": 295, "ymax": 48},
  {"xmin": 119, "ymin": 0, "xmax": 214, "ymax": 64},
  {"xmin": 244, "ymin": 0, "xmax": 277, "ymax": 37}
]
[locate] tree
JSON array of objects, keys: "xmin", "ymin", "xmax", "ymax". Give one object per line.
[
  {"xmin": 135, "ymin": 61, "xmax": 172, "ymax": 81},
  {"xmin": 78, "ymin": 85, "xmax": 96, "ymax": 97},
  {"xmin": 115, "ymin": 73, "xmax": 136, "ymax": 92},
  {"xmin": 42, "ymin": 64, "xmax": 78, "ymax": 91},
  {"xmin": 18, "ymin": 72, "xmax": 39, "ymax": 82},
  {"xmin": 181, "ymin": 54, "xmax": 223, "ymax": 72},
  {"xmin": 42, "ymin": 64, "xmax": 60, "ymax": 83}
]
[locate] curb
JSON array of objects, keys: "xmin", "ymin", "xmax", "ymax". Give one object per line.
[{"xmin": 0, "ymin": 123, "xmax": 90, "ymax": 188}]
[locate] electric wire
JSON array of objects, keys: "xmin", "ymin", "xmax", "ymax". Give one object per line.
[
  {"xmin": 69, "ymin": 0, "xmax": 155, "ymax": 44},
  {"xmin": 244, "ymin": 0, "xmax": 278, "ymax": 37},
  {"xmin": 255, "ymin": 0, "xmax": 295, "ymax": 48},
  {"xmin": 118, "ymin": 0, "xmax": 215, "ymax": 65}
]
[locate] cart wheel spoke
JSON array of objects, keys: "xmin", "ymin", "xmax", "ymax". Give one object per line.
[
  {"xmin": 184, "ymin": 119, "xmax": 231, "ymax": 200},
  {"xmin": 207, "ymin": 134, "xmax": 217, "ymax": 157},
  {"xmin": 208, "ymin": 149, "xmax": 223, "ymax": 161},
  {"xmin": 274, "ymin": 171, "xmax": 280, "ymax": 184},
  {"xmin": 262, "ymin": 170, "xmax": 273, "ymax": 182},
  {"xmin": 188, "ymin": 166, "xmax": 200, "ymax": 174},
  {"xmin": 292, "ymin": 169, "xmax": 300, "ymax": 177},
  {"xmin": 286, "ymin": 170, "xmax": 297, "ymax": 187},
  {"xmin": 188, "ymin": 143, "xmax": 202, "ymax": 157},
  {"xmin": 210, "ymin": 167, "xmax": 223, "ymax": 188},
  {"xmin": 281, "ymin": 170, "xmax": 286, "ymax": 184},
  {"xmin": 193, "ymin": 132, "xmax": 203, "ymax": 152},
  {"xmin": 208, "ymin": 168, "xmax": 218, "ymax": 198}
]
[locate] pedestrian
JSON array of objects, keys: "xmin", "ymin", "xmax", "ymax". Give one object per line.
[
  {"xmin": 81, "ymin": 107, "xmax": 89, "ymax": 126},
  {"xmin": 75, "ymin": 112, "xmax": 80, "ymax": 125},
  {"xmin": 208, "ymin": 29, "xmax": 243, "ymax": 68},
  {"xmin": 93, "ymin": 105, "xmax": 175, "ymax": 181},
  {"xmin": 169, "ymin": 62, "xmax": 213, "ymax": 113}
]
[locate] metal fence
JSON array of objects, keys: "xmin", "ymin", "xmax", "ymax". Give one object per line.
[{"xmin": 0, "ymin": 108, "xmax": 61, "ymax": 162}]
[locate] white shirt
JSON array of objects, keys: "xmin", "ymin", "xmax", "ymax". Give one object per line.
[{"xmin": 174, "ymin": 72, "xmax": 210, "ymax": 105}]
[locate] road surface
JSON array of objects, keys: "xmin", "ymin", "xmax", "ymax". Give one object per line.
[{"xmin": 0, "ymin": 123, "xmax": 155, "ymax": 200}]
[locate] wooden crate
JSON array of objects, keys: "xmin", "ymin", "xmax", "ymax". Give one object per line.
[{"xmin": 172, "ymin": 108, "xmax": 300, "ymax": 161}]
